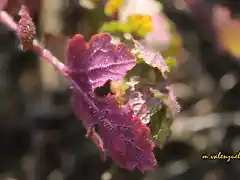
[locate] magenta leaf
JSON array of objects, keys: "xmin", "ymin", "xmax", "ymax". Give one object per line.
[
  {"xmin": 67, "ymin": 33, "xmax": 156, "ymax": 172},
  {"xmin": 133, "ymin": 40, "xmax": 169, "ymax": 73},
  {"xmin": 67, "ymin": 33, "xmax": 136, "ymax": 90}
]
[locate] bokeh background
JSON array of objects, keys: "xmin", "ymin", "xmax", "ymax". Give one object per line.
[{"xmin": 1, "ymin": 0, "xmax": 240, "ymax": 180}]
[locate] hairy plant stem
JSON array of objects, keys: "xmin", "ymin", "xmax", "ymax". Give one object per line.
[
  {"xmin": 0, "ymin": 10, "xmax": 81, "ymax": 92},
  {"xmin": 0, "ymin": 8, "xmax": 101, "ymax": 125},
  {"xmin": 0, "ymin": 11, "xmax": 18, "ymax": 30},
  {"xmin": 0, "ymin": 10, "xmax": 67, "ymax": 71}
]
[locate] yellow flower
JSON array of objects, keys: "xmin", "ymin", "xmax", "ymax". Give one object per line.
[
  {"xmin": 126, "ymin": 14, "xmax": 153, "ymax": 37},
  {"xmin": 104, "ymin": 0, "xmax": 125, "ymax": 16},
  {"xmin": 110, "ymin": 80, "xmax": 128, "ymax": 107}
]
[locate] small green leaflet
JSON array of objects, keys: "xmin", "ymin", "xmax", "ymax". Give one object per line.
[{"xmin": 149, "ymin": 105, "xmax": 173, "ymax": 149}]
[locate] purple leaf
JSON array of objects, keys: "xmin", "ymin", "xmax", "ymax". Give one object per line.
[
  {"xmin": 67, "ymin": 33, "xmax": 156, "ymax": 172},
  {"xmin": 133, "ymin": 40, "xmax": 169, "ymax": 73},
  {"xmin": 67, "ymin": 33, "xmax": 136, "ymax": 90},
  {"xmin": 139, "ymin": 49, "xmax": 168, "ymax": 73}
]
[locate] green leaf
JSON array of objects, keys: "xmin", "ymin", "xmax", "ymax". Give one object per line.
[
  {"xmin": 153, "ymin": 91, "xmax": 168, "ymax": 100},
  {"xmin": 135, "ymin": 52, "xmax": 144, "ymax": 64},
  {"xmin": 149, "ymin": 105, "xmax": 173, "ymax": 149},
  {"xmin": 101, "ymin": 21, "xmax": 131, "ymax": 34}
]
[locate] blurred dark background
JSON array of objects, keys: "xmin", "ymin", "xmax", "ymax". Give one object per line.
[{"xmin": 1, "ymin": 0, "xmax": 240, "ymax": 180}]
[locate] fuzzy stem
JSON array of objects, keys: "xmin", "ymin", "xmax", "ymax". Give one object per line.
[
  {"xmin": 0, "ymin": 9, "xmax": 100, "ymax": 111},
  {"xmin": 0, "ymin": 11, "xmax": 18, "ymax": 31},
  {"xmin": 32, "ymin": 40, "xmax": 68, "ymax": 74},
  {"xmin": 0, "ymin": 9, "xmax": 72, "ymax": 78},
  {"xmin": 0, "ymin": 10, "xmax": 68, "ymax": 73}
]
